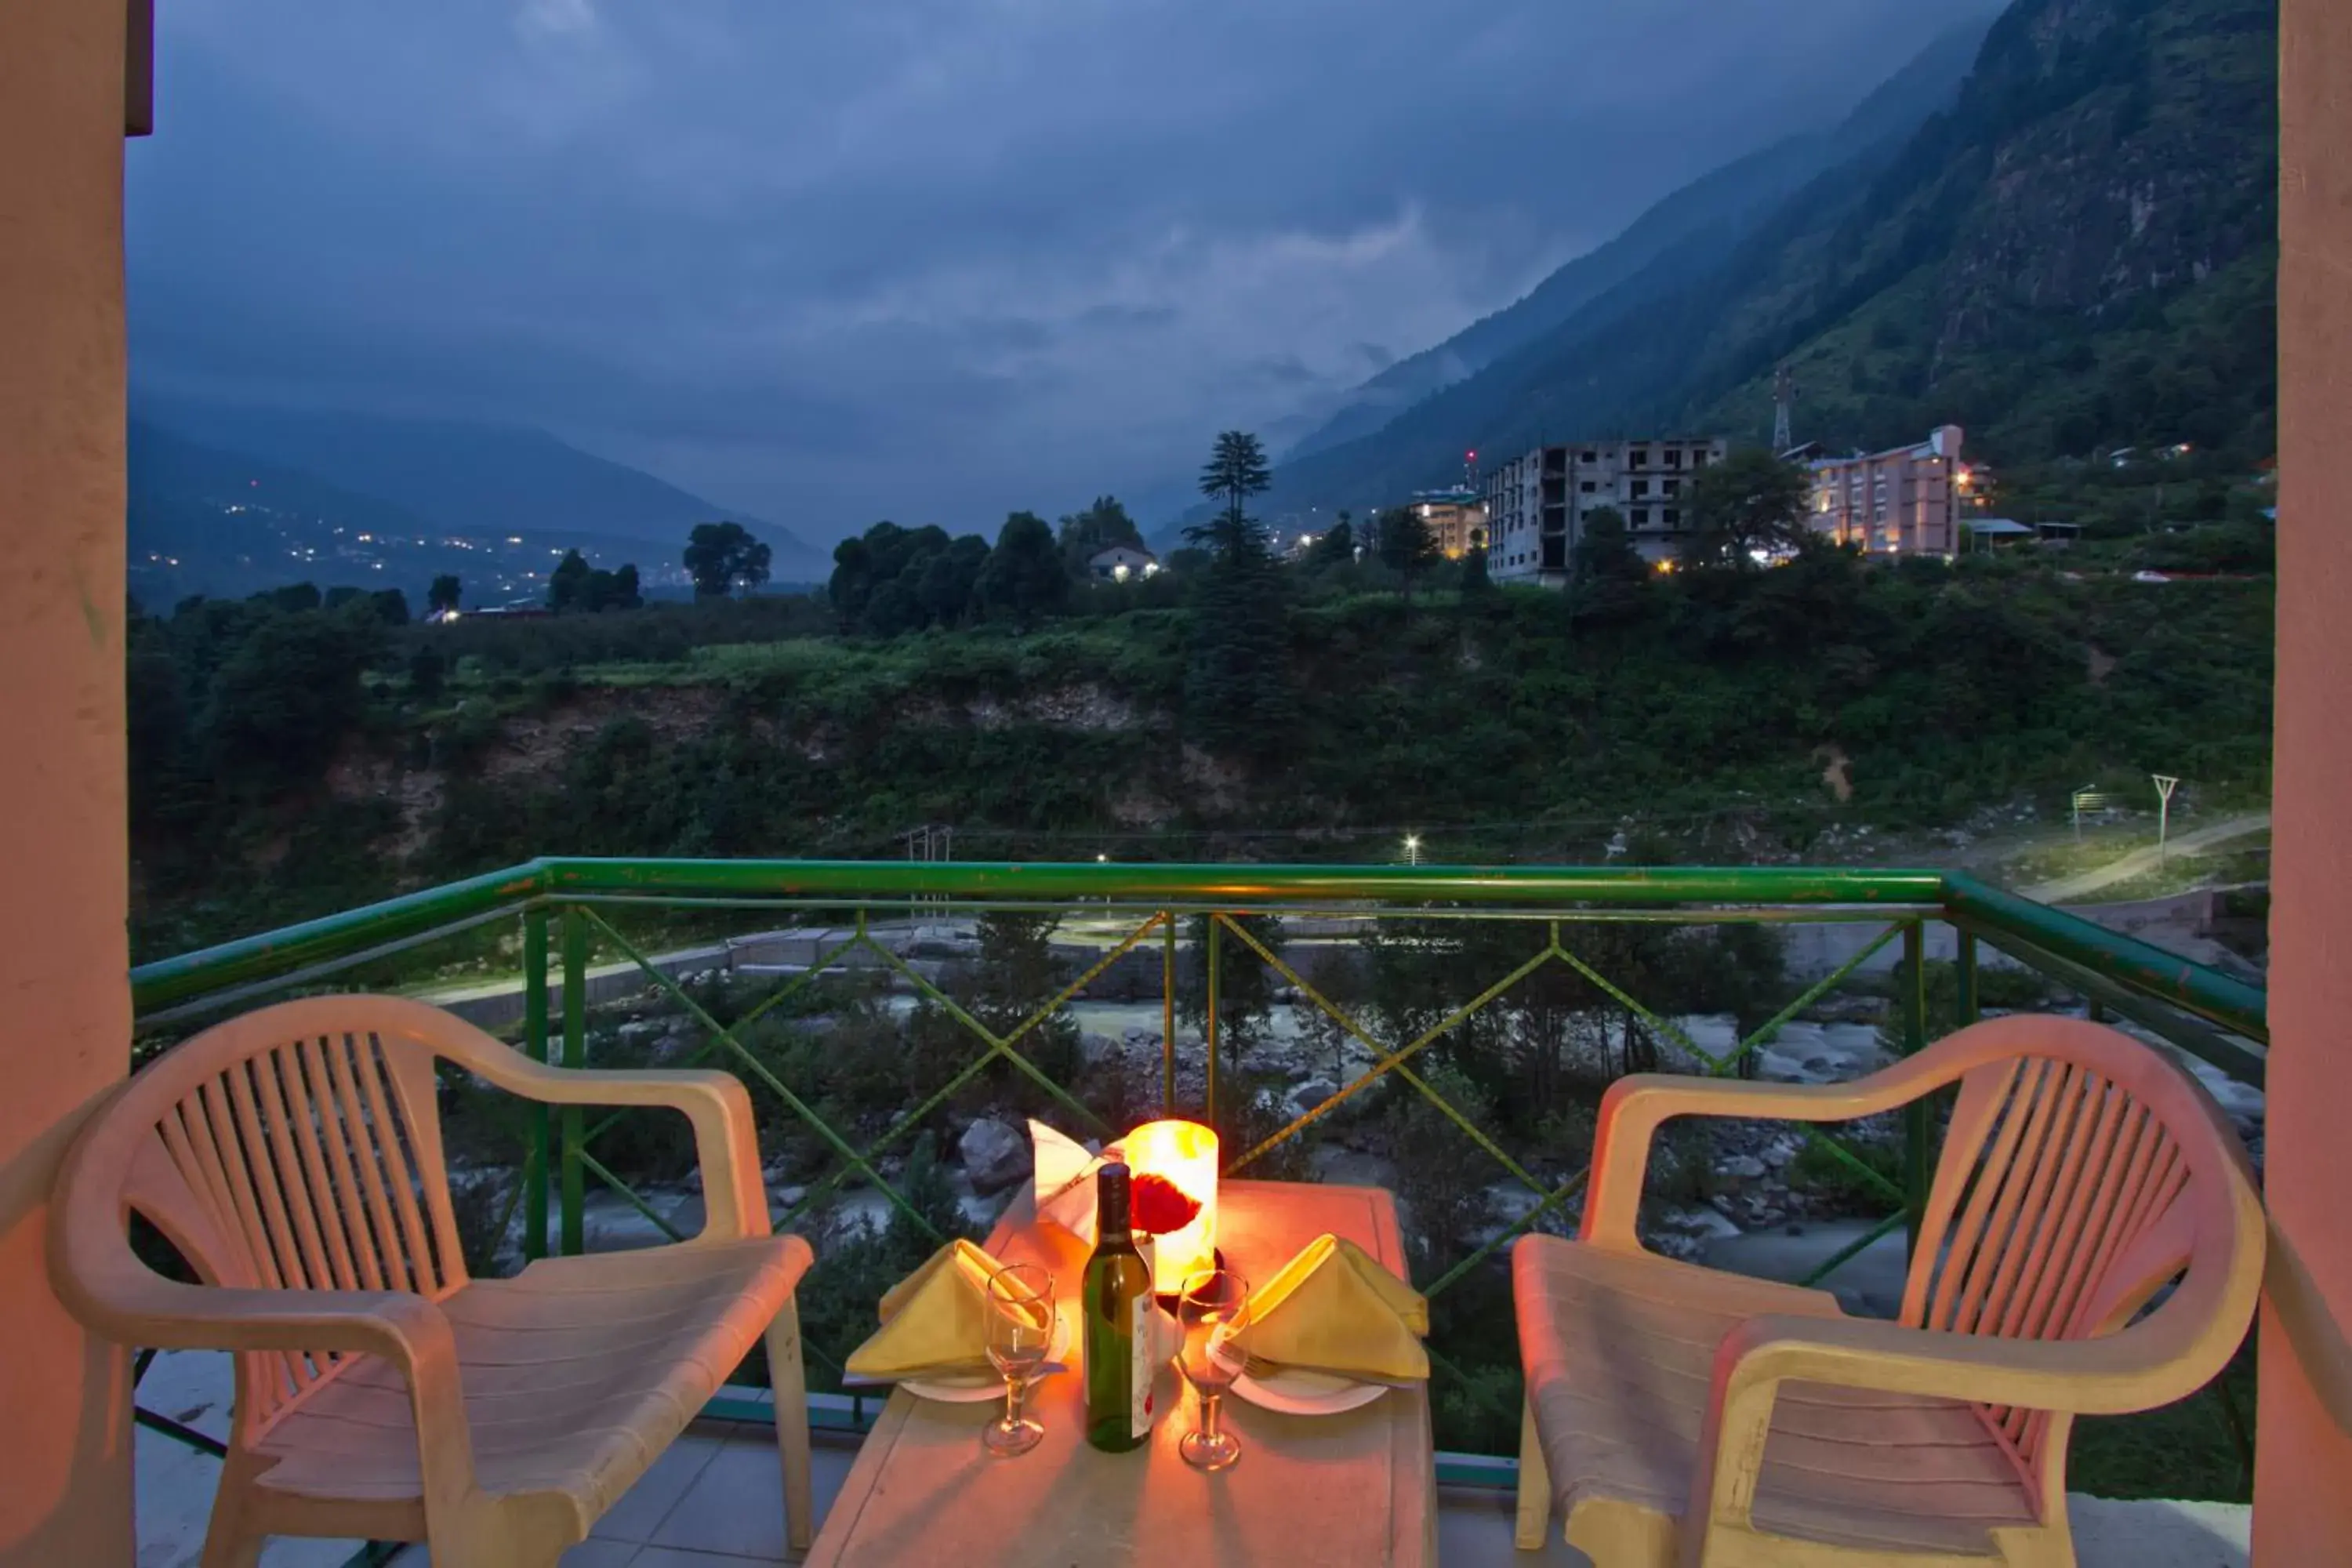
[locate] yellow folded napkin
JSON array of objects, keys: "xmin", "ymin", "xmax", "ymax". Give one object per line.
[
  {"xmin": 1242, "ymin": 1234, "xmax": 1430, "ymax": 1383},
  {"xmin": 844, "ymin": 1239, "xmax": 1011, "ymax": 1383}
]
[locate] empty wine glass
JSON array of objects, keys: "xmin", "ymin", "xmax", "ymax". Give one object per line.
[
  {"xmin": 983, "ymin": 1262, "xmax": 1054, "ymax": 1457},
  {"xmin": 1176, "ymin": 1265, "xmax": 1250, "ymax": 1472}
]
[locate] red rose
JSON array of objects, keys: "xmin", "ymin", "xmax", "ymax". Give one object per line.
[{"xmin": 1130, "ymin": 1172, "xmax": 1202, "ymax": 1236}]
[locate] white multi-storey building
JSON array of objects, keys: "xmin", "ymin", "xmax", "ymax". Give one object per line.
[{"xmin": 1482, "ymin": 437, "xmax": 1730, "ymax": 584}]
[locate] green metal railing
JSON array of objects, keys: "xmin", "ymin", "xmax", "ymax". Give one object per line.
[{"xmin": 129, "ymin": 858, "xmax": 2266, "ymax": 1489}]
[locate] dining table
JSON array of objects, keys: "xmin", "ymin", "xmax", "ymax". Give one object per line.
[{"xmin": 804, "ymin": 1178, "xmax": 1439, "ymax": 1566}]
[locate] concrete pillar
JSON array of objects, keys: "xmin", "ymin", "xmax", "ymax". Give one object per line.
[
  {"xmin": 0, "ymin": 0, "xmax": 135, "ymax": 1563},
  {"xmin": 2257, "ymin": 0, "xmax": 2352, "ymax": 1558}
]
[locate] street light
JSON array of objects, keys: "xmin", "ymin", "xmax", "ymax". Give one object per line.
[
  {"xmin": 1403, "ymin": 833, "xmax": 1422, "ymax": 866},
  {"xmin": 2152, "ymin": 774, "xmax": 2180, "ymax": 864}
]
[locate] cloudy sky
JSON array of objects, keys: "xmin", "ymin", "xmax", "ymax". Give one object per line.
[{"xmin": 129, "ymin": 0, "xmax": 1991, "ymax": 549}]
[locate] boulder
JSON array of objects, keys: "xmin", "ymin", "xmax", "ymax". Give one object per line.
[
  {"xmin": 1283, "ymin": 1078, "xmax": 1340, "ymax": 1122},
  {"xmin": 959, "ymin": 1116, "xmax": 1031, "ymax": 1194},
  {"xmin": 1715, "ymin": 1155, "xmax": 1769, "ymax": 1183}
]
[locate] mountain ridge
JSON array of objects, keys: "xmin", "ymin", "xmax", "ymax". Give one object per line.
[
  {"xmin": 134, "ymin": 397, "xmax": 826, "ymax": 560},
  {"xmin": 1272, "ymin": 13, "xmax": 1999, "ymax": 474}
]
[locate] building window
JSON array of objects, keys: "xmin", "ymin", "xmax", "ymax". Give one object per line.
[
  {"xmin": 1580, "ymin": 480, "xmax": 1597, "ymax": 492},
  {"xmin": 1632, "ymin": 508, "xmax": 1651, "ymax": 525},
  {"xmin": 1632, "ymin": 480, "xmax": 1650, "ymax": 497},
  {"xmin": 1664, "ymin": 509, "xmax": 1681, "ymax": 526},
  {"xmin": 1580, "ymin": 451, "xmax": 1598, "ymax": 464},
  {"xmin": 1630, "ymin": 448, "xmax": 1650, "ymax": 468},
  {"xmin": 1664, "ymin": 449, "xmax": 1682, "ymax": 469}
]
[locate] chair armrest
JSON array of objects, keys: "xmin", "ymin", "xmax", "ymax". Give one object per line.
[
  {"xmin": 1687, "ymin": 1305, "xmax": 2223, "ymax": 1540},
  {"xmin": 1581, "ymin": 1063, "xmax": 1947, "ymax": 1249},
  {"xmin": 63, "ymin": 1251, "xmax": 456, "ymax": 1363},
  {"xmin": 55, "ymin": 1257, "xmax": 481, "ymax": 1517},
  {"xmin": 415, "ymin": 1010, "xmax": 771, "ymax": 1244}
]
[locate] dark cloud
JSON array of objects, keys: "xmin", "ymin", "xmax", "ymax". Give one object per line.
[
  {"xmin": 1251, "ymin": 356, "xmax": 1328, "ymax": 388},
  {"xmin": 129, "ymin": 0, "xmax": 1998, "ymax": 538}
]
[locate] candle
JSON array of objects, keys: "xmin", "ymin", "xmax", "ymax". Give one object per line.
[{"xmin": 1118, "ymin": 1119, "xmax": 1219, "ymax": 1294}]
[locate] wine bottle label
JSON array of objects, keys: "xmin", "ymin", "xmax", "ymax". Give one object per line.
[{"xmin": 1131, "ymin": 1294, "xmax": 1155, "ymax": 1440}]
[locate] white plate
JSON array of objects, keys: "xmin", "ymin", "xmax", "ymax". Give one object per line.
[
  {"xmin": 900, "ymin": 1308, "xmax": 1075, "ymax": 1404},
  {"xmin": 1229, "ymin": 1366, "xmax": 1390, "ymax": 1417}
]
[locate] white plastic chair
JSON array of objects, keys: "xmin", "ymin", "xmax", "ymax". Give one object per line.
[{"xmin": 1512, "ymin": 1014, "xmax": 2264, "ymax": 1566}]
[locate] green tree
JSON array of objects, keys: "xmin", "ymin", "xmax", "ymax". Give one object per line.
[
  {"xmin": 1194, "ymin": 430, "xmax": 1274, "ymax": 543},
  {"xmin": 1686, "ymin": 449, "xmax": 1815, "ymax": 569},
  {"xmin": 328, "ymin": 586, "xmax": 411, "ymax": 626},
  {"xmin": 830, "ymin": 521, "xmax": 974, "ymax": 635},
  {"xmin": 1301, "ymin": 514, "xmax": 1356, "ymax": 571},
  {"xmin": 547, "ymin": 550, "xmax": 593, "ymax": 612},
  {"xmin": 1180, "ymin": 913, "xmax": 1287, "ymax": 1078},
  {"xmin": 1459, "ymin": 543, "xmax": 1494, "ymax": 602},
  {"xmin": 549, "ymin": 553, "xmax": 641, "ymax": 613},
  {"xmin": 1567, "ymin": 506, "xmax": 1653, "ymax": 625},
  {"xmin": 827, "ymin": 531, "xmax": 881, "ymax": 626},
  {"xmin": 427, "ymin": 574, "xmax": 463, "ymax": 615},
  {"xmin": 975, "ymin": 511, "xmax": 1069, "ymax": 630},
  {"xmin": 968, "ymin": 912, "xmax": 1083, "ymax": 1092},
  {"xmin": 1182, "ymin": 433, "xmax": 1292, "ymax": 755},
  {"xmin": 1376, "ymin": 506, "xmax": 1442, "ymax": 608},
  {"xmin": 684, "ymin": 521, "xmax": 772, "ymax": 599},
  {"xmin": 204, "ymin": 611, "xmax": 373, "ymax": 799},
  {"xmin": 408, "ymin": 647, "xmax": 447, "ymax": 700},
  {"xmin": 916, "ymin": 535, "xmax": 991, "ymax": 627}
]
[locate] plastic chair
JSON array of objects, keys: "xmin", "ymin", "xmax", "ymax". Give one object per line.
[
  {"xmin": 1512, "ymin": 1014, "xmax": 2264, "ymax": 1567},
  {"xmin": 52, "ymin": 994, "xmax": 815, "ymax": 1567}
]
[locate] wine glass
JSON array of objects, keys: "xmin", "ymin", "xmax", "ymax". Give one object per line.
[
  {"xmin": 1175, "ymin": 1265, "xmax": 1250, "ymax": 1472},
  {"xmin": 983, "ymin": 1262, "xmax": 1054, "ymax": 1458}
]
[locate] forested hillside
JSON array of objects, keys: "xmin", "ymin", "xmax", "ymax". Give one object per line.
[{"xmin": 129, "ymin": 546, "xmax": 2273, "ymax": 958}]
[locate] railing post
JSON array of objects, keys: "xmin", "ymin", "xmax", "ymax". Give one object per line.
[
  {"xmin": 1956, "ymin": 927, "xmax": 1980, "ymax": 1029},
  {"xmin": 1900, "ymin": 920, "xmax": 1929, "ymax": 1261},
  {"xmin": 1205, "ymin": 915, "xmax": 1221, "ymax": 1123},
  {"xmin": 522, "ymin": 906, "xmax": 550, "ymax": 1261},
  {"xmin": 1161, "ymin": 913, "xmax": 1178, "ymax": 1115},
  {"xmin": 561, "ymin": 904, "xmax": 588, "ymax": 1257}
]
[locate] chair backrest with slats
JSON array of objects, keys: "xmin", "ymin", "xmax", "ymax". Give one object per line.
[
  {"xmin": 1899, "ymin": 1016, "xmax": 2258, "ymax": 1493},
  {"xmin": 114, "ymin": 1013, "xmax": 467, "ymax": 1437}
]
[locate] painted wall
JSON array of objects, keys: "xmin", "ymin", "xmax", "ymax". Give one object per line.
[
  {"xmin": 0, "ymin": 0, "xmax": 135, "ymax": 1563},
  {"xmin": 2255, "ymin": 0, "xmax": 2352, "ymax": 1557}
]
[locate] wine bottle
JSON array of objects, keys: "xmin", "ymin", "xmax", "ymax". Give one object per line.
[{"xmin": 1082, "ymin": 1161, "xmax": 1158, "ymax": 1453}]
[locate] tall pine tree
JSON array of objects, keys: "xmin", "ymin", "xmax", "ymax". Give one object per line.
[{"xmin": 1183, "ymin": 431, "xmax": 1292, "ymax": 756}]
